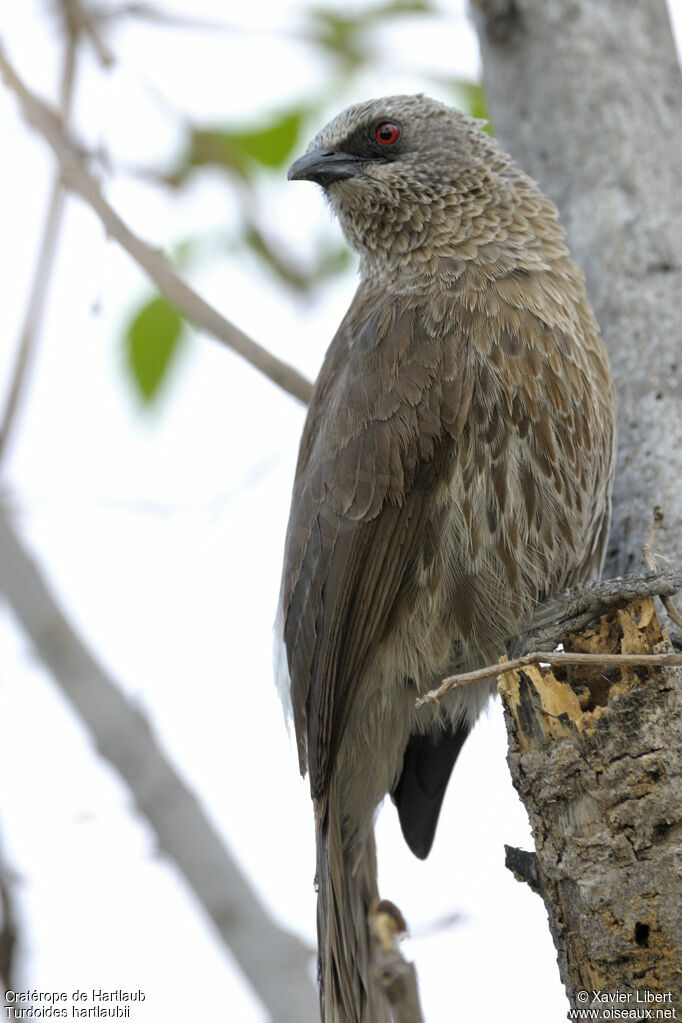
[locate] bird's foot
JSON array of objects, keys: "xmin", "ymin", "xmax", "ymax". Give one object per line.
[{"xmin": 514, "ymin": 569, "xmax": 682, "ymax": 657}]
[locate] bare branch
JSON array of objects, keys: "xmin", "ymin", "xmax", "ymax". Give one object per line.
[
  {"xmin": 504, "ymin": 845, "xmax": 544, "ymax": 898},
  {"xmin": 0, "ymin": 41, "xmax": 314, "ymax": 407},
  {"xmin": 418, "ymin": 567, "xmax": 682, "ymax": 706},
  {"xmin": 0, "ymin": 833, "xmax": 19, "ymax": 996},
  {"xmin": 0, "ymin": 34, "xmax": 77, "ymax": 466},
  {"xmin": 518, "ymin": 569, "xmax": 682, "ymax": 641},
  {"xmin": 61, "ymin": 0, "xmax": 115, "ymax": 68},
  {"xmin": 417, "ymin": 648, "xmax": 682, "ymax": 708},
  {"xmin": 0, "ymin": 505, "xmax": 317, "ymax": 1023},
  {"xmin": 94, "ymin": 2, "xmax": 244, "ymax": 32}
]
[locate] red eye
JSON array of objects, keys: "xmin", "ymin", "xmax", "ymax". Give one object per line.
[{"xmin": 375, "ymin": 121, "xmax": 400, "ymax": 146}]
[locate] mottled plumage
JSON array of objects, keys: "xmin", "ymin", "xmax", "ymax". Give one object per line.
[{"xmin": 276, "ymin": 95, "xmax": 616, "ymax": 1023}]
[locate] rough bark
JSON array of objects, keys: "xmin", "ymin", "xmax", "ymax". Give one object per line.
[
  {"xmin": 499, "ymin": 599, "xmax": 682, "ymax": 1011},
  {"xmin": 471, "ymin": 0, "xmax": 682, "ymax": 624}
]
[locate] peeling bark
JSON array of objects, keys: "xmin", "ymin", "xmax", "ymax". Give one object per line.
[{"xmin": 499, "ymin": 599, "xmax": 682, "ymax": 1009}]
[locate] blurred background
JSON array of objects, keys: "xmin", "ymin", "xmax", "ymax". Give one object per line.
[{"xmin": 0, "ymin": 2, "xmax": 679, "ymax": 1021}]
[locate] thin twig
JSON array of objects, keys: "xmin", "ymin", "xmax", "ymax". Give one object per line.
[
  {"xmin": 0, "ymin": 41, "xmax": 314, "ymax": 407},
  {"xmin": 95, "ymin": 2, "xmax": 246, "ymax": 32},
  {"xmin": 641, "ymin": 506, "xmax": 682, "ymax": 629},
  {"xmin": 416, "ymin": 649, "xmax": 682, "ymax": 707},
  {"xmin": 641, "ymin": 505, "xmax": 664, "ymax": 571},
  {"xmin": 62, "ymin": 0, "xmax": 114, "ymax": 68},
  {"xmin": 0, "ymin": 34, "xmax": 77, "ymax": 467}
]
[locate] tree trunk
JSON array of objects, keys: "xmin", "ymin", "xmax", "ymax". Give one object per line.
[
  {"xmin": 500, "ymin": 600, "xmax": 681, "ymax": 1010},
  {"xmin": 471, "ymin": 0, "xmax": 682, "ymax": 621},
  {"xmin": 471, "ymin": 1, "xmax": 682, "ymax": 1011}
]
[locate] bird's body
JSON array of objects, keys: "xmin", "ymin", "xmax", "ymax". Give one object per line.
[{"xmin": 276, "ymin": 95, "xmax": 616, "ymax": 1023}]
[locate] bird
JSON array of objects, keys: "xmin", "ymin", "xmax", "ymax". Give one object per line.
[{"xmin": 275, "ymin": 94, "xmax": 616, "ymax": 1023}]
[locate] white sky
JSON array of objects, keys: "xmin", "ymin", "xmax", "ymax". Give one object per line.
[{"xmin": 1, "ymin": 2, "xmax": 680, "ymax": 1021}]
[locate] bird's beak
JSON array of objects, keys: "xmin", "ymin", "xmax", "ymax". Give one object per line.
[{"xmin": 287, "ymin": 148, "xmax": 363, "ymax": 185}]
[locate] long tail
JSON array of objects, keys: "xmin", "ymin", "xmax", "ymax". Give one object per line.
[{"xmin": 315, "ymin": 797, "xmax": 391, "ymax": 1023}]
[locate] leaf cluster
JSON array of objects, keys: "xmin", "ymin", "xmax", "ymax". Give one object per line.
[{"xmin": 124, "ymin": 2, "xmax": 487, "ymax": 404}]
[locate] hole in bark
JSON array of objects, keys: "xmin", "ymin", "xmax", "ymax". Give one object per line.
[
  {"xmin": 555, "ymin": 665, "xmax": 617, "ymax": 710},
  {"xmin": 652, "ymin": 821, "xmax": 671, "ymax": 843},
  {"xmin": 580, "ymin": 672, "xmax": 614, "ymax": 709},
  {"xmin": 634, "ymin": 923, "xmax": 650, "ymax": 948}
]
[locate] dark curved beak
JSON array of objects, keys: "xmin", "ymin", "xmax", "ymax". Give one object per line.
[{"xmin": 287, "ymin": 148, "xmax": 363, "ymax": 185}]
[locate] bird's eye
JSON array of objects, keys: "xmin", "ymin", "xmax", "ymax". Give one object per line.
[{"xmin": 375, "ymin": 122, "xmax": 400, "ymax": 146}]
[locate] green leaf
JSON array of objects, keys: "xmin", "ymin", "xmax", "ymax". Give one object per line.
[
  {"xmin": 437, "ymin": 78, "xmax": 492, "ymax": 132},
  {"xmin": 125, "ymin": 296, "xmax": 185, "ymax": 402},
  {"xmin": 305, "ymin": 1, "xmax": 434, "ymax": 67},
  {"xmin": 315, "ymin": 244, "xmax": 353, "ymax": 281},
  {"xmin": 243, "ymin": 224, "xmax": 309, "ymax": 291},
  {"xmin": 238, "ymin": 221, "xmax": 354, "ymax": 293},
  {"xmin": 234, "ymin": 110, "xmax": 305, "ymax": 168},
  {"xmin": 306, "ymin": 10, "xmax": 367, "ymax": 68},
  {"xmin": 365, "ymin": 0, "xmax": 434, "ymax": 18},
  {"xmin": 455, "ymin": 82, "xmax": 490, "ymax": 124},
  {"xmin": 183, "ymin": 108, "xmax": 306, "ymax": 182}
]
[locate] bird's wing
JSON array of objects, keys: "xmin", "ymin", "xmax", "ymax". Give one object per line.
[{"xmin": 280, "ymin": 282, "xmax": 473, "ymax": 799}]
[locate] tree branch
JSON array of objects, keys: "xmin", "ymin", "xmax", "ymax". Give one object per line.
[
  {"xmin": 370, "ymin": 901, "xmax": 424, "ymax": 1023},
  {"xmin": 0, "ymin": 32, "xmax": 76, "ymax": 466},
  {"xmin": 61, "ymin": 0, "xmax": 115, "ymax": 68},
  {"xmin": 417, "ymin": 648, "xmax": 682, "ymax": 708},
  {"xmin": 0, "ymin": 40, "xmax": 313, "ymax": 407},
  {"xmin": 418, "ymin": 566, "xmax": 682, "ymax": 706},
  {"xmin": 0, "ymin": 832, "xmax": 19, "ymax": 997},
  {"xmin": 0, "ymin": 505, "xmax": 317, "ymax": 1023}
]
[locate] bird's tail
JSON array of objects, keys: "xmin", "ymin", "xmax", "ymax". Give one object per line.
[{"xmin": 315, "ymin": 797, "xmax": 390, "ymax": 1023}]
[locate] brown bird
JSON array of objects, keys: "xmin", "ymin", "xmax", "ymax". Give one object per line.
[{"xmin": 276, "ymin": 94, "xmax": 616, "ymax": 1023}]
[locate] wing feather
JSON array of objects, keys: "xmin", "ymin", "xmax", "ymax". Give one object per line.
[{"xmin": 280, "ymin": 282, "xmax": 467, "ymax": 797}]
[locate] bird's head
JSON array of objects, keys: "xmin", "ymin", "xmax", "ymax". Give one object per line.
[{"xmin": 287, "ymin": 94, "xmax": 525, "ymax": 279}]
